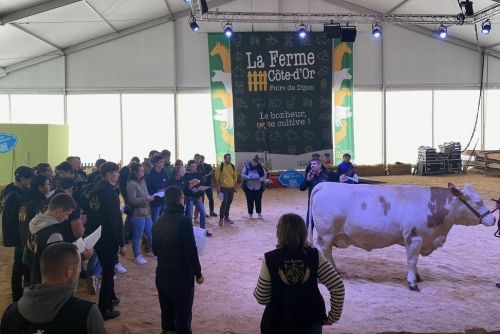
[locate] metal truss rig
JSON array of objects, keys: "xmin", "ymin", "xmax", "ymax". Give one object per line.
[{"xmin": 190, "ymin": 1, "xmax": 500, "ymax": 25}]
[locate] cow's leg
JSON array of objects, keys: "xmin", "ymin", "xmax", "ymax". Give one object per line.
[
  {"xmin": 315, "ymin": 235, "xmax": 340, "ymax": 273},
  {"xmin": 405, "ymin": 234, "xmax": 423, "ymax": 292},
  {"xmin": 415, "ymin": 267, "xmax": 422, "ymax": 283}
]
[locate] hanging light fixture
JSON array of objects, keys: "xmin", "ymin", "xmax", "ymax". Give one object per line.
[
  {"xmin": 189, "ymin": 15, "xmax": 199, "ymax": 32},
  {"xmin": 298, "ymin": 23, "xmax": 307, "ymax": 39},
  {"xmin": 481, "ymin": 20, "xmax": 491, "ymax": 35},
  {"xmin": 437, "ymin": 24, "xmax": 447, "ymax": 39},
  {"xmin": 372, "ymin": 23, "xmax": 382, "ymax": 39},
  {"xmin": 224, "ymin": 22, "xmax": 233, "ymax": 37}
]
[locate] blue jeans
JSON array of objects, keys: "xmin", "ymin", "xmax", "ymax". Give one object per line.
[
  {"xmin": 151, "ymin": 205, "xmax": 164, "ymax": 223},
  {"xmin": 87, "ymin": 252, "xmax": 102, "ymax": 278},
  {"xmin": 186, "ymin": 197, "xmax": 206, "ymax": 229},
  {"xmin": 130, "ymin": 217, "xmax": 153, "ymax": 257}
]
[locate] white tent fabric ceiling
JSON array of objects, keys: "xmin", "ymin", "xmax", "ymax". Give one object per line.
[{"xmin": 0, "ymin": 0, "xmax": 500, "ymax": 70}]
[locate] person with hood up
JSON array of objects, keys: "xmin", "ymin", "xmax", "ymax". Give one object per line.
[
  {"xmin": 126, "ymin": 163, "xmax": 154, "ymax": 265},
  {"xmin": 86, "ymin": 162, "xmax": 126, "ymax": 320},
  {"xmin": 1, "ymin": 242, "xmax": 107, "ymax": 334},
  {"xmin": 18, "ymin": 175, "xmax": 51, "ymax": 256},
  {"xmin": 26, "ymin": 193, "xmax": 92, "ymax": 285},
  {"xmin": 1, "ymin": 166, "xmax": 34, "ymax": 302}
]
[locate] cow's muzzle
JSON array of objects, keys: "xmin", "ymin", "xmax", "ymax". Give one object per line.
[{"xmin": 458, "ymin": 197, "xmax": 494, "ymax": 225}]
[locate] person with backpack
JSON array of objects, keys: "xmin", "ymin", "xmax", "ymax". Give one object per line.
[
  {"xmin": 214, "ymin": 153, "xmax": 237, "ymax": 227},
  {"xmin": 241, "ymin": 155, "xmax": 267, "ymax": 220},
  {"xmin": 1, "ymin": 166, "xmax": 34, "ymax": 302}
]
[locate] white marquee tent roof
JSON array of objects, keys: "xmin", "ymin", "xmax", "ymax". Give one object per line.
[{"xmin": 1, "ymin": 0, "xmax": 500, "ymax": 75}]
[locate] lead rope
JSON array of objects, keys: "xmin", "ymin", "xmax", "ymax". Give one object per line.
[{"xmin": 491, "ymin": 198, "xmax": 500, "ymax": 238}]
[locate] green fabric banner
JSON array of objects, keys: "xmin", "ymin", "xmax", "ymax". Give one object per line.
[
  {"xmin": 208, "ymin": 33, "xmax": 234, "ymax": 164},
  {"xmin": 333, "ymin": 40, "xmax": 354, "ymax": 165}
]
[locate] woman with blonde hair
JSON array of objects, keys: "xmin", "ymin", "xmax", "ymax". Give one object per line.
[{"xmin": 253, "ymin": 213, "xmax": 344, "ymax": 334}]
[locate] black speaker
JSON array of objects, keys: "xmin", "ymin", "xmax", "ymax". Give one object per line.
[
  {"xmin": 324, "ymin": 25, "xmax": 341, "ymax": 38},
  {"xmin": 341, "ymin": 27, "xmax": 357, "ymax": 42},
  {"xmin": 200, "ymin": 0, "xmax": 208, "ymax": 13}
]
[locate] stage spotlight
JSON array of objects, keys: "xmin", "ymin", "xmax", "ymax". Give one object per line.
[
  {"xmin": 298, "ymin": 23, "xmax": 307, "ymax": 39},
  {"xmin": 341, "ymin": 26, "xmax": 357, "ymax": 42},
  {"xmin": 437, "ymin": 24, "xmax": 447, "ymax": 39},
  {"xmin": 372, "ymin": 23, "xmax": 382, "ymax": 39},
  {"xmin": 189, "ymin": 16, "xmax": 199, "ymax": 32},
  {"xmin": 224, "ymin": 22, "xmax": 233, "ymax": 37},
  {"xmin": 482, "ymin": 20, "xmax": 491, "ymax": 35}
]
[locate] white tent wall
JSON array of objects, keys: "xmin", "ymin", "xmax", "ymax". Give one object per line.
[
  {"xmin": 1, "ymin": 0, "xmax": 499, "ymax": 165},
  {"xmin": 0, "ymin": 57, "xmax": 63, "ymax": 90},
  {"xmin": 67, "ymin": 23, "xmax": 175, "ymax": 89}
]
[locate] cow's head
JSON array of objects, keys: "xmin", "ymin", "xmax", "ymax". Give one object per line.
[{"xmin": 449, "ymin": 183, "xmax": 496, "ymax": 227}]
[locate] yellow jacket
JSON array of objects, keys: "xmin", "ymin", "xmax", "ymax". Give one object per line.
[{"xmin": 214, "ymin": 162, "xmax": 237, "ymax": 188}]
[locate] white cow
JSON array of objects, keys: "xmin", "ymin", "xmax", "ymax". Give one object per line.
[
  {"xmin": 309, "ymin": 182, "xmax": 496, "ymax": 291},
  {"xmin": 334, "ymin": 105, "xmax": 352, "ymax": 127},
  {"xmin": 214, "ymin": 107, "xmax": 234, "ymax": 129},
  {"xmin": 333, "ymin": 68, "xmax": 352, "ymax": 91},
  {"xmin": 211, "ymin": 70, "xmax": 232, "ymax": 94}
]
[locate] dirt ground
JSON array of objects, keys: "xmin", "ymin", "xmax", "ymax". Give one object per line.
[{"xmin": 1, "ymin": 173, "xmax": 500, "ymax": 334}]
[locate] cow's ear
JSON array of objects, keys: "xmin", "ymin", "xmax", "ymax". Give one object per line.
[{"xmin": 448, "ymin": 183, "xmax": 462, "ymax": 197}]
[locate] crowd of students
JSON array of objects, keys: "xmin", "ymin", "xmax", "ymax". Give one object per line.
[{"xmin": 1, "ymin": 151, "xmax": 346, "ymax": 334}]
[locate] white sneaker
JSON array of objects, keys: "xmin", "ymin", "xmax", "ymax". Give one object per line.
[
  {"xmin": 113, "ymin": 276, "xmax": 117, "ymax": 280},
  {"xmin": 258, "ymin": 214, "xmax": 264, "ymax": 219},
  {"xmin": 134, "ymin": 256, "xmax": 148, "ymax": 265},
  {"xmin": 114, "ymin": 263, "xmax": 127, "ymax": 274},
  {"xmin": 248, "ymin": 214, "xmax": 253, "ymax": 219},
  {"xmin": 87, "ymin": 276, "xmax": 98, "ymax": 295}
]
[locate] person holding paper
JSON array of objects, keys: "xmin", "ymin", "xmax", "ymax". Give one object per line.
[
  {"xmin": 241, "ymin": 155, "xmax": 267, "ymax": 220},
  {"xmin": 168, "ymin": 167, "xmax": 188, "ymax": 197},
  {"xmin": 200, "ymin": 155, "xmax": 218, "ymax": 217},
  {"xmin": 26, "ymin": 193, "xmax": 92, "ymax": 285},
  {"xmin": 146, "ymin": 155, "xmax": 169, "ymax": 223},
  {"xmin": 86, "ymin": 162, "xmax": 126, "ymax": 321},
  {"xmin": 126, "ymin": 163, "xmax": 154, "ymax": 265},
  {"xmin": 37, "ymin": 178, "xmax": 86, "ymax": 243},
  {"xmin": 152, "ymin": 185, "xmax": 204, "ymax": 334},
  {"xmin": 184, "ymin": 160, "xmax": 212, "ymax": 237},
  {"xmin": 336, "ymin": 153, "xmax": 357, "ymax": 184}
]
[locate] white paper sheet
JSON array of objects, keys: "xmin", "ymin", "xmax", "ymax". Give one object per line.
[
  {"xmin": 217, "ymin": 192, "xmax": 224, "ymax": 201},
  {"xmin": 152, "ymin": 192, "xmax": 165, "ymax": 197},
  {"xmin": 73, "ymin": 238, "xmax": 86, "ymax": 254},
  {"xmin": 342, "ymin": 174, "xmax": 359, "ymax": 183},
  {"xmin": 84, "ymin": 226, "xmax": 101, "ymax": 250},
  {"xmin": 196, "ymin": 186, "xmax": 210, "ymax": 191},
  {"xmin": 193, "ymin": 226, "xmax": 209, "ymax": 256}
]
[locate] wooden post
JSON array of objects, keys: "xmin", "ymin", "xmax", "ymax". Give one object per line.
[{"xmin": 484, "ymin": 153, "xmax": 488, "ymax": 175}]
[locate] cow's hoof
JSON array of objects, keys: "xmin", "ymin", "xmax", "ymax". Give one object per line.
[
  {"xmin": 408, "ymin": 283, "xmax": 420, "ymax": 292},
  {"xmin": 416, "ymin": 274, "xmax": 423, "ymax": 283}
]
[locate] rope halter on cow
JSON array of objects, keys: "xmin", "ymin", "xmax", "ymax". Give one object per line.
[
  {"xmin": 490, "ymin": 198, "xmax": 500, "ymax": 238},
  {"xmin": 457, "ymin": 197, "xmax": 491, "ymax": 223}
]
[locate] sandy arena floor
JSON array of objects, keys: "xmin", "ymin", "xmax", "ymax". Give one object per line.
[{"xmin": 1, "ymin": 174, "xmax": 500, "ymax": 334}]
